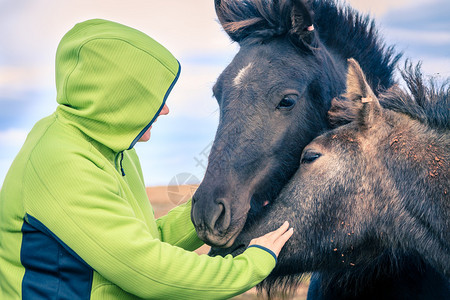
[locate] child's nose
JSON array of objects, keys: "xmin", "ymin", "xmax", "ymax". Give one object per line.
[{"xmin": 160, "ymin": 104, "xmax": 169, "ymax": 115}]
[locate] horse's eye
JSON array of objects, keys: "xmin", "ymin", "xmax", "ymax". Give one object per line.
[
  {"xmin": 276, "ymin": 95, "xmax": 297, "ymax": 110},
  {"xmin": 301, "ymin": 150, "xmax": 321, "ymax": 164}
]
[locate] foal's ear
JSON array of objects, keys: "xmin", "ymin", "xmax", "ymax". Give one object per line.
[
  {"xmin": 328, "ymin": 59, "xmax": 382, "ymax": 128},
  {"xmin": 289, "ymin": 0, "xmax": 318, "ymax": 51},
  {"xmin": 345, "ymin": 58, "xmax": 382, "ymax": 130},
  {"xmin": 345, "ymin": 59, "xmax": 378, "ymax": 103}
]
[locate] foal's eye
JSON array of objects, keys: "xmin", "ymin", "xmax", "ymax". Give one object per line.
[
  {"xmin": 301, "ymin": 150, "xmax": 321, "ymax": 164},
  {"xmin": 276, "ymin": 95, "xmax": 297, "ymax": 110}
]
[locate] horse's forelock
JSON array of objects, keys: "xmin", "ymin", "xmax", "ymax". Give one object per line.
[
  {"xmin": 327, "ymin": 96, "xmax": 360, "ymax": 128},
  {"xmin": 218, "ymin": 0, "xmax": 294, "ymax": 42},
  {"xmin": 218, "ymin": 0, "xmax": 401, "ymax": 93}
]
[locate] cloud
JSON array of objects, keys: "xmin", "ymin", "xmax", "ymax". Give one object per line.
[
  {"xmin": 407, "ymin": 56, "xmax": 450, "ymax": 79},
  {"xmin": 0, "ymin": 88, "xmax": 56, "ymax": 130},
  {"xmin": 0, "ymin": 0, "xmax": 232, "ymax": 64},
  {"xmin": 135, "ymin": 114, "xmax": 219, "ymax": 186},
  {"xmin": 383, "ymin": 29, "xmax": 450, "ymax": 58},
  {"xmin": 168, "ymin": 64, "xmax": 222, "ymax": 117},
  {"xmin": 381, "ymin": 0, "xmax": 450, "ymax": 31},
  {"xmin": 377, "ymin": 0, "xmax": 450, "ymax": 77},
  {"xmin": 0, "ymin": 128, "xmax": 28, "ymax": 147},
  {"xmin": 346, "ymin": 0, "xmax": 429, "ymax": 17},
  {"xmin": 0, "ymin": 65, "xmax": 53, "ymax": 100}
]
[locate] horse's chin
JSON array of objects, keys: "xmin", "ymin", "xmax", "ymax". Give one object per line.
[
  {"xmin": 209, "ymin": 243, "xmax": 247, "ymax": 258},
  {"xmin": 214, "ymin": 228, "xmax": 243, "ymax": 248}
]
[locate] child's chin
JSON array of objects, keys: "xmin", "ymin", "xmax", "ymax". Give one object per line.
[{"xmin": 138, "ymin": 133, "xmax": 151, "ymax": 142}]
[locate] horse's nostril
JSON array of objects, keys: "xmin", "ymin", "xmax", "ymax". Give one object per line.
[
  {"xmin": 209, "ymin": 203, "xmax": 223, "ymax": 231},
  {"xmin": 191, "ymin": 197, "xmax": 203, "ymax": 230},
  {"xmin": 210, "ymin": 198, "xmax": 231, "ymax": 234}
]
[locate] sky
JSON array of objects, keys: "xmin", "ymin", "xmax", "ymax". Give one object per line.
[{"xmin": 0, "ymin": 0, "xmax": 449, "ymax": 187}]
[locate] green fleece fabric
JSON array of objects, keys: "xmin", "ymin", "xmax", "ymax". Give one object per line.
[{"xmin": 0, "ymin": 19, "xmax": 276, "ymax": 299}]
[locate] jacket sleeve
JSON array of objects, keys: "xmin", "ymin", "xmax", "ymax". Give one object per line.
[
  {"xmin": 127, "ymin": 148, "xmax": 204, "ymax": 250},
  {"xmin": 24, "ymin": 152, "xmax": 276, "ymax": 300},
  {"xmin": 156, "ymin": 199, "xmax": 204, "ymax": 251}
]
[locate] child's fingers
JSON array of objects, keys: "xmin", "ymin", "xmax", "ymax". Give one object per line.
[
  {"xmin": 267, "ymin": 221, "xmax": 290, "ymax": 238},
  {"xmin": 275, "ymin": 227, "xmax": 294, "ymax": 247}
]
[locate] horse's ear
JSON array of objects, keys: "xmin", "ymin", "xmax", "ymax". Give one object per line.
[
  {"xmin": 328, "ymin": 59, "xmax": 382, "ymax": 129},
  {"xmin": 345, "ymin": 59, "xmax": 378, "ymax": 103},
  {"xmin": 345, "ymin": 58, "xmax": 382, "ymax": 130},
  {"xmin": 289, "ymin": 0, "xmax": 317, "ymax": 50}
]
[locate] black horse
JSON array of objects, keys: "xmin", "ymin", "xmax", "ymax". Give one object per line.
[
  {"xmin": 191, "ymin": 0, "xmax": 449, "ymax": 298},
  {"xmin": 192, "ymin": 0, "xmax": 399, "ymax": 249},
  {"xmin": 211, "ymin": 59, "xmax": 450, "ymax": 299}
]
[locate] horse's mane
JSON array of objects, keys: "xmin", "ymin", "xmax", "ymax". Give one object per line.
[
  {"xmin": 381, "ymin": 62, "xmax": 450, "ymax": 130},
  {"xmin": 329, "ymin": 62, "xmax": 450, "ymax": 131},
  {"xmin": 217, "ymin": 0, "xmax": 401, "ymax": 92}
]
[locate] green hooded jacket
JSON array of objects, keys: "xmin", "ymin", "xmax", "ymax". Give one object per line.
[{"xmin": 0, "ymin": 19, "xmax": 276, "ymax": 299}]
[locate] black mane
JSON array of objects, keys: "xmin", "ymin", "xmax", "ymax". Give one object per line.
[
  {"xmin": 381, "ymin": 62, "xmax": 450, "ymax": 130},
  {"xmin": 216, "ymin": 0, "xmax": 401, "ymax": 92}
]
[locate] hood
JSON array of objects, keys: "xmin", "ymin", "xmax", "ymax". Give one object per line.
[{"xmin": 55, "ymin": 19, "xmax": 180, "ymax": 152}]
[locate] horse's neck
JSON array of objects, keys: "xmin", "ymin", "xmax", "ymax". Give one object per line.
[
  {"xmin": 315, "ymin": 257, "xmax": 450, "ymax": 300},
  {"xmin": 384, "ymin": 117, "xmax": 449, "ymax": 275},
  {"xmin": 386, "ymin": 118, "xmax": 448, "ymax": 197}
]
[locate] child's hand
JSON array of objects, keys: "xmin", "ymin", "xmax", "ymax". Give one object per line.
[{"xmin": 249, "ymin": 221, "xmax": 293, "ymax": 257}]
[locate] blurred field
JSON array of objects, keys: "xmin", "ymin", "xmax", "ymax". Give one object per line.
[{"xmin": 146, "ymin": 185, "xmax": 309, "ymax": 300}]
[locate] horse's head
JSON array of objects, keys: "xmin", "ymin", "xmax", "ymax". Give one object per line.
[
  {"xmin": 211, "ymin": 59, "xmax": 450, "ymax": 282},
  {"xmin": 208, "ymin": 58, "xmax": 387, "ymax": 271},
  {"xmin": 191, "ymin": 0, "xmax": 346, "ymax": 247}
]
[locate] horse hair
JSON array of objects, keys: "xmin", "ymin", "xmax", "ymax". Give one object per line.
[
  {"xmin": 216, "ymin": 0, "xmax": 401, "ymax": 92},
  {"xmin": 257, "ymin": 63, "xmax": 449, "ymax": 297},
  {"xmin": 329, "ymin": 61, "xmax": 450, "ymax": 130},
  {"xmin": 382, "ymin": 62, "xmax": 449, "ymax": 130},
  {"xmin": 257, "ymin": 249, "xmax": 432, "ymax": 298},
  {"xmin": 211, "ymin": 1, "xmax": 450, "ymax": 298}
]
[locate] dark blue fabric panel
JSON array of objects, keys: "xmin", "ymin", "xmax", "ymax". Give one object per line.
[
  {"xmin": 307, "ymin": 272, "xmax": 323, "ymax": 300},
  {"xmin": 21, "ymin": 214, "xmax": 93, "ymax": 300}
]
